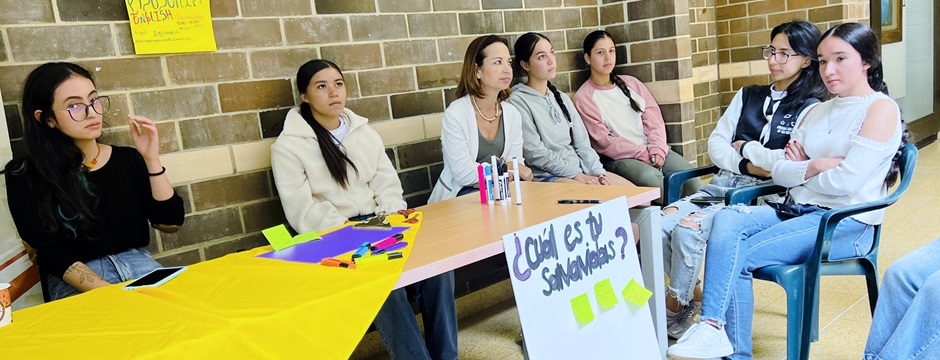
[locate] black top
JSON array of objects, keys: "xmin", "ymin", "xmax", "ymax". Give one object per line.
[{"xmin": 5, "ymin": 146, "xmax": 185, "ymax": 278}]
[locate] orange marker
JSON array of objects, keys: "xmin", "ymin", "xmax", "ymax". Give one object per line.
[{"xmin": 321, "ymin": 257, "xmax": 356, "ymax": 269}]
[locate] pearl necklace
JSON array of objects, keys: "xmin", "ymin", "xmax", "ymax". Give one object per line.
[{"xmin": 472, "ymin": 96, "xmax": 501, "ymax": 123}]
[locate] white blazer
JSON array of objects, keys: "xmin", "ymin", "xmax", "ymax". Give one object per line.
[{"xmin": 428, "ymin": 95, "xmax": 525, "ymax": 203}]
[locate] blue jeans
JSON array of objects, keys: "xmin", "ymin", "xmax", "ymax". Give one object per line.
[
  {"xmin": 701, "ymin": 204, "xmax": 874, "ymax": 359},
  {"xmin": 864, "ymin": 238, "xmax": 940, "ymax": 360},
  {"xmin": 662, "ymin": 170, "xmax": 769, "ymax": 305},
  {"xmin": 46, "ymin": 247, "xmax": 162, "ymax": 301},
  {"xmin": 374, "ymin": 271, "xmax": 458, "ymax": 360}
]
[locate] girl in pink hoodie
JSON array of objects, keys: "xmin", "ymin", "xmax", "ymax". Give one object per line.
[{"xmin": 573, "ymin": 30, "xmax": 702, "ymax": 200}]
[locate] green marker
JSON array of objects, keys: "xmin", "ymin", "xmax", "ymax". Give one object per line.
[{"xmin": 354, "ymin": 251, "xmax": 404, "ymax": 265}]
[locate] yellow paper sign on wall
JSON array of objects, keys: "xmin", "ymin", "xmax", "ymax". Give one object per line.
[{"xmin": 125, "ymin": 0, "xmax": 217, "ymax": 55}]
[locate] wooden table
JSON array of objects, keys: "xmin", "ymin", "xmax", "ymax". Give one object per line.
[{"xmin": 397, "ymin": 181, "xmax": 666, "ymax": 358}]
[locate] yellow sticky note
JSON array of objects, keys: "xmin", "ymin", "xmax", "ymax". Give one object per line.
[
  {"xmin": 570, "ymin": 293, "xmax": 595, "ymax": 326},
  {"xmin": 621, "ymin": 279, "xmax": 653, "ymax": 306},
  {"xmin": 594, "ymin": 279, "xmax": 619, "ymax": 309},
  {"xmin": 125, "ymin": 1, "xmax": 218, "ymax": 54},
  {"xmin": 262, "ymin": 224, "xmax": 321, "ymax": 251}
]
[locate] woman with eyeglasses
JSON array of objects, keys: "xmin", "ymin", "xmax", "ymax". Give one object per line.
[
  {"xmin": 3, "ymin": 62, "xmax": 184, "ymax": 301},
  {"xmin": 573, "ymin": 30, "xmax": 701, "ymax": 201},
  {"xmin": 658, "ymin": 20, "xmax": 826, "ymax": 340},
  {"xmin": 668, "ymin": 22, "xmax": 909, "ymax": 359}
]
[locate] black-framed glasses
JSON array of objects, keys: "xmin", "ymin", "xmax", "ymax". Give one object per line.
[
  {"xmin": 762, "ymin": 47, "xmax": 801, "ymax": 64},
  {"xmin": 53, "ymin": 96, "xmax": 110, "ymax": 122}
]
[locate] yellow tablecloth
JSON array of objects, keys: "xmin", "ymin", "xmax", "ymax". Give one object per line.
[{"xmin": 0, "ymin": 213, "xmax": 422, "ymax": 359}]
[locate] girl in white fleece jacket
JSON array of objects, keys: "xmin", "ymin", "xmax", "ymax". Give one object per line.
[{"xmin": 272, "ymin": 60, "xmax": 458, "ymax": 360}]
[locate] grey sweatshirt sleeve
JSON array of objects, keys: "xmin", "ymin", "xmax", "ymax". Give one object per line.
[
  {"xmin": 508, "ymin": 95, "xmax": 582, "ymax": 178},
  {"xmin": 564, "ymin": 95, "xmax": 605, "ymax": 176}
]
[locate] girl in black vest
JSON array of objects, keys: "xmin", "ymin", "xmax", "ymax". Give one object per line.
[{"xmin": 659, "ymin": 20, "xmax": 827, "ymax": 339}]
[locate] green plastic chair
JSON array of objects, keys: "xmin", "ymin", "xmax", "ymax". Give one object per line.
[
  {"xmin": 727, "ymin": 142, "xmax": 918, "ymax": 360},
  {"xmin": 662, "ymin": 165, "xmax": 786, "ymax": 206}
]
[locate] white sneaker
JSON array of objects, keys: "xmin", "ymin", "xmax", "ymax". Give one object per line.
[{"xmin": 666, "ymin": 322, "xmax": 734, "ymax": 359}]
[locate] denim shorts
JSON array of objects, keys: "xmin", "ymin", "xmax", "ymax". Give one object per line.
[{"xmin": 46, "ymin": 247, "xmax": 162, "ymax": 301}]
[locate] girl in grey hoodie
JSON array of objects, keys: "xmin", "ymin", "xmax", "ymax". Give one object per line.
[{"xmin": 507, "ymin": 32, "xmax": 632, "ymax": 186}]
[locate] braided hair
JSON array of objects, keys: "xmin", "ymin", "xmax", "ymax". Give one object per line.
[{"xmin": 582, "ymin": 30, "xmax": 643, "ymax": 113}]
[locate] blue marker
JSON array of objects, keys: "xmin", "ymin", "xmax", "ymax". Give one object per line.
[
  {"xmin": 352, "ymin": 242, "xmax": 370, "ymax": 259},
  {"xmin": 483, "ymin": 163, "xmax": 494, "ymax": 205}
]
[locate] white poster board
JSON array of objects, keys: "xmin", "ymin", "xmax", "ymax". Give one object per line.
[{"xmin": 502, "ymin": 197, "xmax": 659, "ymax": 359}]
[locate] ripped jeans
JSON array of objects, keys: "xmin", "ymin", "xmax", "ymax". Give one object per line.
[{"xmin": 661, "ymin": 170, "xmax": 767, "ymax": 305}]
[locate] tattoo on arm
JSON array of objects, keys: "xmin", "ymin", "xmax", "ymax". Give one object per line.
[{"xmin": 65, "ymin": 262, "xmax": 104, "ymax": 285}]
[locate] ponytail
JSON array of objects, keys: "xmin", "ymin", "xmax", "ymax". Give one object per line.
[
  {"xmin": 885, "ymin": 123, "xmax": 910, "ymax": 187},
  {"xmin": 610, "ymin": 74, "xmax": 642, "ymax": 113},
  {"xmin": 868, "ymin": 63, "xmax": 889, "ymax": 95},
  {"xmin": 299, "ymin": 103, "xmax": 358, "ymax": 188}
]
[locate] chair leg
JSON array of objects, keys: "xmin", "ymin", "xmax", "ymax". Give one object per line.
[
  {"xmin": 864, "ymin": 262, "xmax": 880, "ymax": 315},
  {"xmin": 810, "ymin": 286, "xmax": 820, "ymax": 343},
  {"xmin": 784, "ymin": 285, "xmax": 806, "ymax": 360}
]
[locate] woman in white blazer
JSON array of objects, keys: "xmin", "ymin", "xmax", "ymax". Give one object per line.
[{"xmin": 429, "ymin": 35, "xmax": 532, "ymax": 203}]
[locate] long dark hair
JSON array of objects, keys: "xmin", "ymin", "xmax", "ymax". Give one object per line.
[
  {"xmin": 295, "ymin": 59, "xmax": 358, "ymax": 188},
  {"xmin": 514, "ymin": 32, "xmax": 574, "ymax": 124},
  {"xmin": 820, "ymin": 23, "xmax": 888, "ymax": 95},
  {"xmin": 582, "ymin": 30, "xmax": 642, "ymax": 113},
  {"xmin": 770, "ymin": 20, "xmax": 828, "ymax": 104},
  {"xmin": 2, "ymin": 62, "xmax": 99, "ymax": 241},
  {"xmin": 456, "ymin": 35, "xmax": 512, "ymax": 101},
  {"xmin": 821, "ymin": 23, "xmax": 907, "ymax": 185}
]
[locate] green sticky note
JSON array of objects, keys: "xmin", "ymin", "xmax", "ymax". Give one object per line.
[
  {"xmin": 621, "ymin": 279, "xmax": 653, "ymax": 306},
  {"xmin": 570, "ymin": 293, "xmax": 595, "ymax": 326},
  {"xmin": 262, "ymin": 224, "xmax": 321, "ymax": 251},
  {"xmin": 594, "ymin": 279, "xmax": 619, "ymax": 309}
]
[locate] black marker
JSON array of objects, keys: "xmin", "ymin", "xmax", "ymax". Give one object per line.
[{"xmin": 557, "ymin": 199, "xmax": 602, "ymax": 204}]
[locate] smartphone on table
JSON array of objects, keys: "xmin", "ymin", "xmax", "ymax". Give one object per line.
[{"xmin": 123, "ymin": 266, "xmax": 187, "ymax": 290}]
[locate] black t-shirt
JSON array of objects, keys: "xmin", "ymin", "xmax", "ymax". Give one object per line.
[{"xmin": 5, "ymin": 146, "xmax": 184, "ymax": 278}]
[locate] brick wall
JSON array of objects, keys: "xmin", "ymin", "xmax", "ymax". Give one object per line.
[
  {"xmin": 0, "ymin": 0, "xmax": 610, "ymax": 266},
  {"xmin": 679, "ymin": 0, "xmax": 871, "ymax": 167},
  {"xmin": 0, "ymin": 0, "xmax": 871, "ymax": 266},
  {"xmin": 714, "ymin": 0, "xmax": 870, "ymax": 110},
  {"xmin": 598, "ymin": 0, "xmax": 698, "ymax": 161},
  {"xmin": 690, "ymin": 0, "xmax": 721, "ymax": 166}
]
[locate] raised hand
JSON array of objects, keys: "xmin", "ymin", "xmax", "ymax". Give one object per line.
[{"xmin": 129, "ymin": 115, "xmax": 161, "ymax": 162}]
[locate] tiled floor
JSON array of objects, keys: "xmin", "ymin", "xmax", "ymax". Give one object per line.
[{"xmin": 357, "ymin": 140, "xmax": 940, "ymax": 360}]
